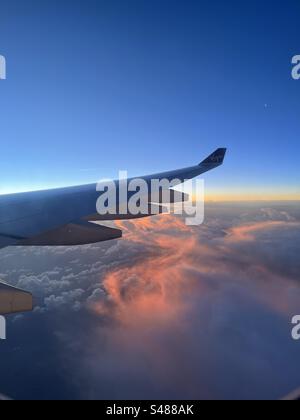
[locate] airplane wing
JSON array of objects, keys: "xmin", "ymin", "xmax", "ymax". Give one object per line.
[
  {"xmin": 0, "ymin": 148, "xmax": 226, "ymax": 315},
  {"xmin": 0, "ymin": 148, "xmax": 226, "ymax": 249}
]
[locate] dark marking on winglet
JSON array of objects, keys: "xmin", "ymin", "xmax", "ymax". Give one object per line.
[{"xmin": 200, "ymin": 148, "xmax": 227, "ymax": 166}]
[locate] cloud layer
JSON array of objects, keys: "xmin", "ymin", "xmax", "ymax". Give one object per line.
[{"xmin": 0, "ymin": 202, "xmax": 300, "ymax": 400}]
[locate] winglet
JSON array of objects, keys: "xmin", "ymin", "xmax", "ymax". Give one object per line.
[{"xmin": 200, "ymin": 148, "xmax": 227, "ymax": 166}]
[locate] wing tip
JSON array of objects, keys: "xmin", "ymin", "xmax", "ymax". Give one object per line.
[{"xmin": 200, "ymin": 148, "xmax": 227, "ymax": 166}]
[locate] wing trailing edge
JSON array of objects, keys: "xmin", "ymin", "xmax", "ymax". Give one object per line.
[{"xmin": 19, "ymin": 221, "xmax": 122, "ymax": 246}]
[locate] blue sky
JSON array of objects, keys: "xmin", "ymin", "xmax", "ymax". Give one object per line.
[{"xmin": 0, "ymin": 0, "xmax": 299, "ymax": 198}]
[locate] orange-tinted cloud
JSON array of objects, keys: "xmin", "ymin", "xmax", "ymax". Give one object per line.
[
  {"xmin": 225, "ymin": 221, "xmax": 300, "ymax": 242},
  {"xmin": 82, "ymin": 209, "xmax": 300, "ymax": 399},
  {"xmin": 89, "ymin": 215, "xmax": 300, "ymax": 328},
  {"xmin": 89, "ymin": 216, "xmax": 201, "ymax": 328}
]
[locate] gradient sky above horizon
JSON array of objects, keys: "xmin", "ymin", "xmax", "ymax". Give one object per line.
[{"xmin": 0, "ymin": 0, "xmax": 299, "ymax": 199}]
